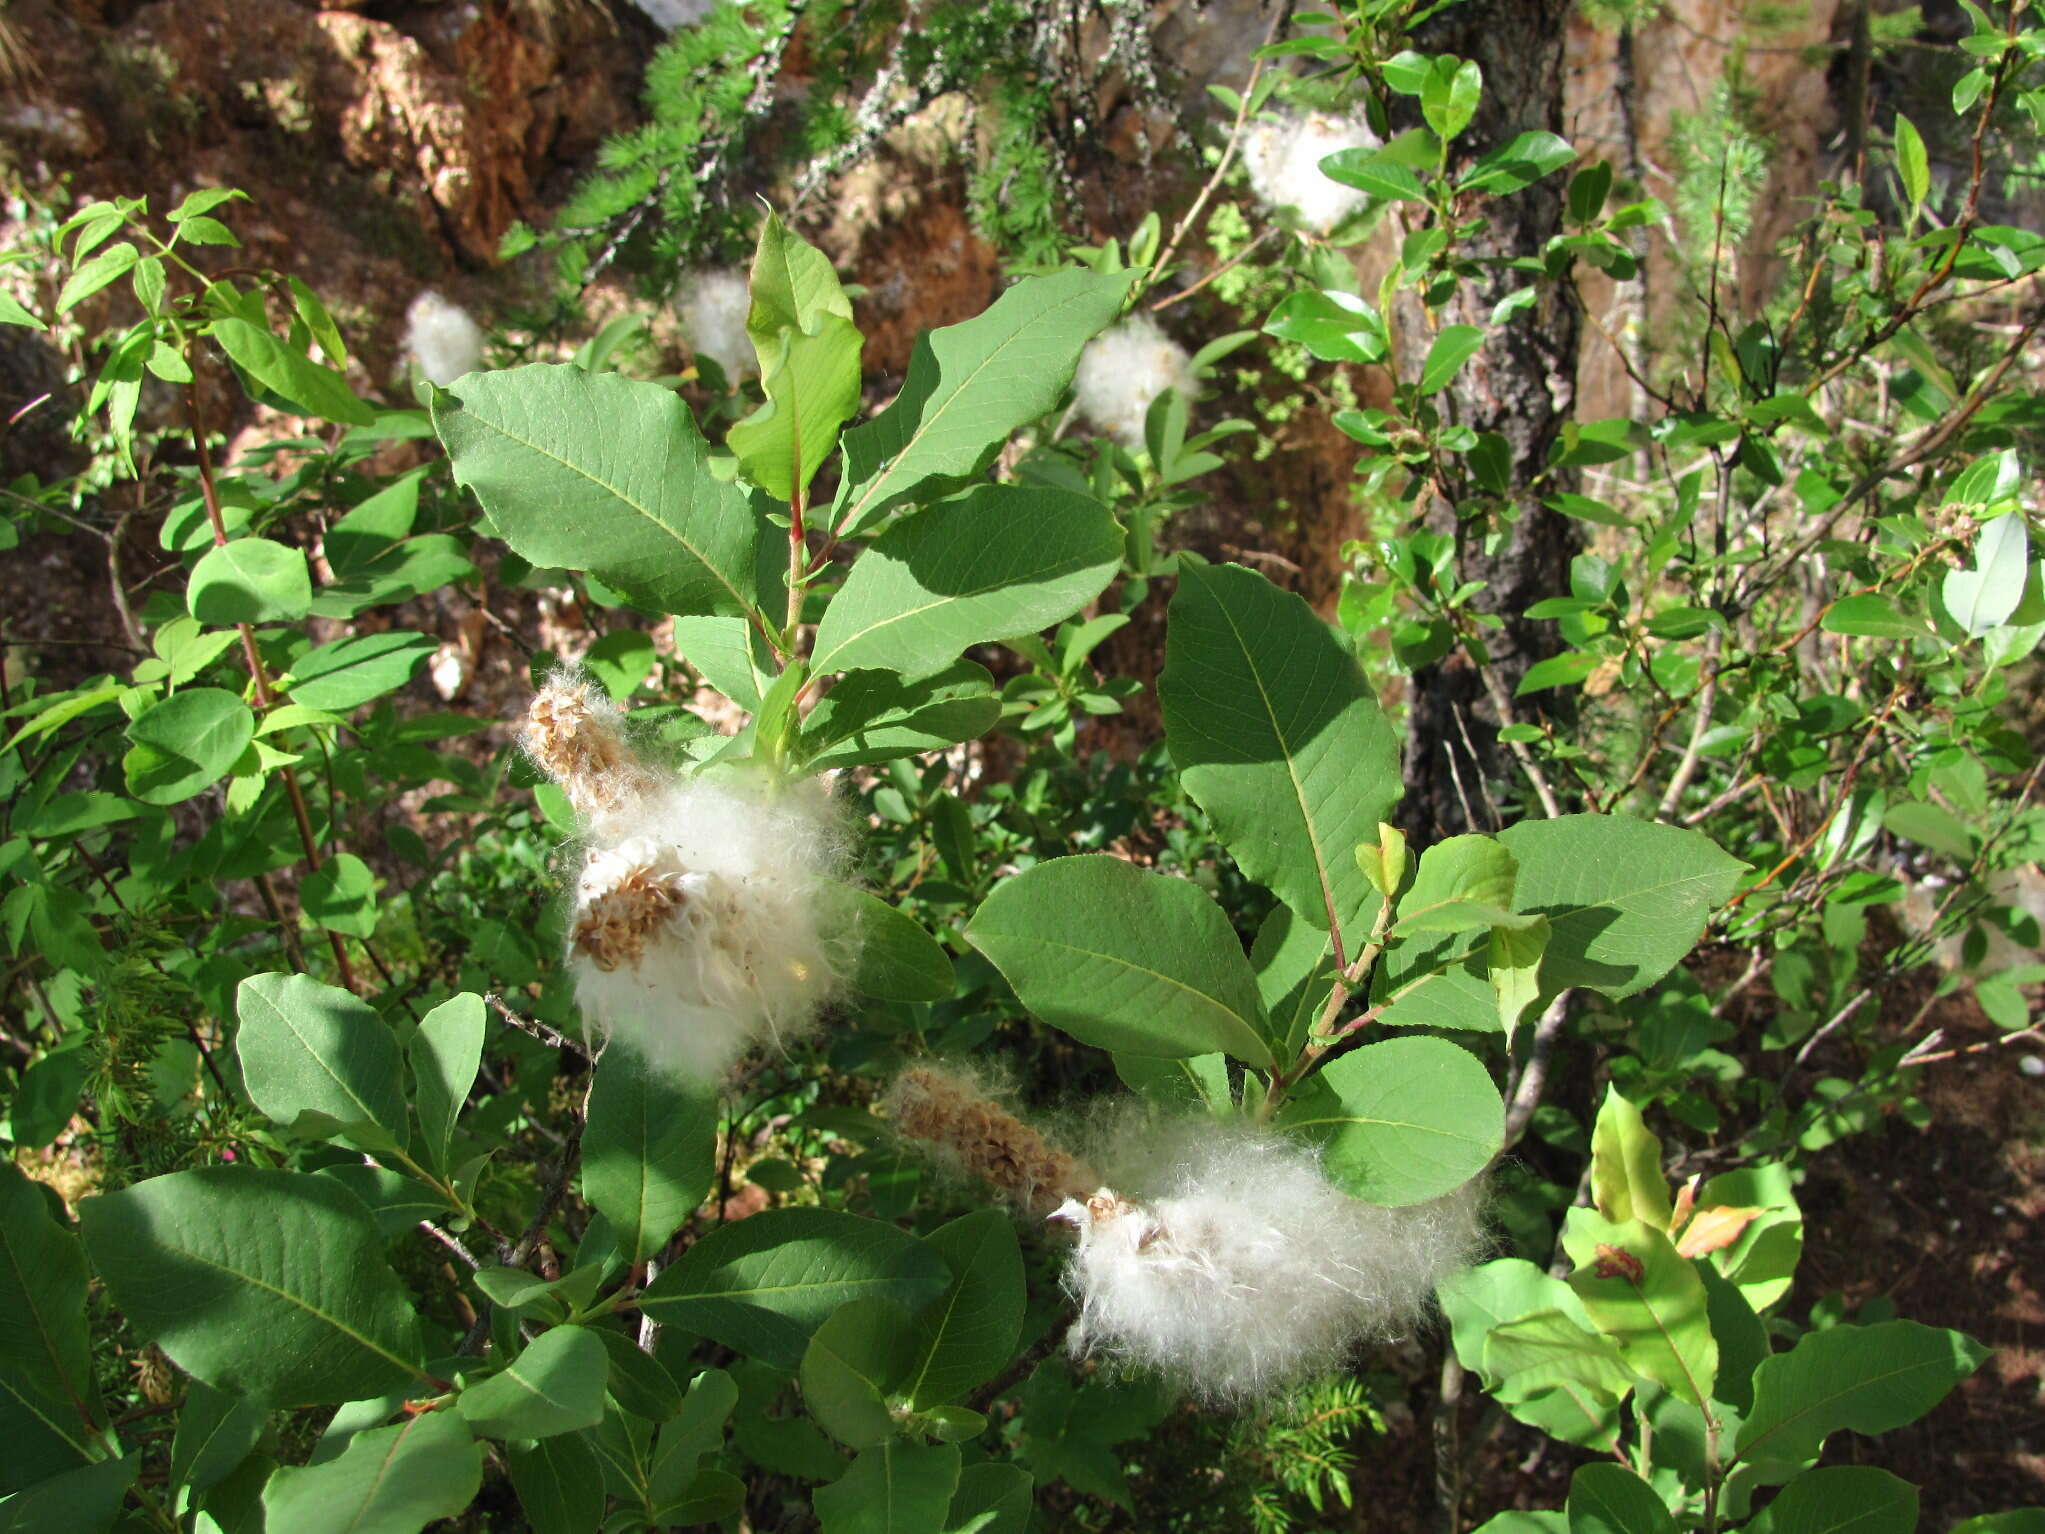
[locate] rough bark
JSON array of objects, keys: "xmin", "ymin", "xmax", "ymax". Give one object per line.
[{"xmin": 1398, "ymin": 0, "xmax": 1581, "ymax": 842}]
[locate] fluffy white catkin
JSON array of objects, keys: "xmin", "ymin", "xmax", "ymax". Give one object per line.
[
  {"xmin": 521, "ymin": 675, "xmax": 659, "ymax": 839},
  {"xmin": 521, "ymin": 678, "xmax": 852, "ymax": 1082},
  {"xmin": 1242, "ymin": 112, "xmax": 1381, "ymax": 234},
  {"xmin": 402, "ymin": 291, "xmax": 485, "ymax": 386},
  {"xmin": 567, "ymin": 774, "xmax": 850, "ymax": 1080},
  {"xmin": 679, "ymin": 269, "xmax": 756, "ymax": 381},
  {"xmin": 1054, "ymin": 1120, "xmax": 1486, "ymax": 1403},
  {"xmin": 1073, "ymin": 315, "xmax": 1197, "ymax": 448}
]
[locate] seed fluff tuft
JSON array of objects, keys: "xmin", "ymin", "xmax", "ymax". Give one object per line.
[
  {"xmin": 402, "ymin": 291, "xmax": 485, "ymax": 386},
  {"xmin": 678, "ymin": 269, "xmax": 757, "ymax": 382},
  {"xmin": 1242, "ymin": 111, "xmax": 1381, "ymax": 234},
  {"xmin": 1053, "ymin": 1118, "xmax": 1487, "ymax": 1403},
  {"xmin": 1073, "ymin": 315, "xmax": 1197, "ymax": 448}
]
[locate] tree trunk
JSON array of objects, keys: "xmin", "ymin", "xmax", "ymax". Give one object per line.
[{"xmin": 1398, "ymin": 0, "xmax": 1581, "ymax": 842}]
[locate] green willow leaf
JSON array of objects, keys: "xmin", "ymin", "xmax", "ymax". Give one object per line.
[
  {"xmin": 410, "ymin": 992, "xmax": 484, "ymax": 1176},
  {"xmin": 1498, "ymin": 815, "xmax": 1746, "ymax": 999},
  {"xmin": 298, "ymin": 852, "xmax": 378, "ymax": 939},
  {"xmin": 1944, "ymin": 512, "xmax": 2029, "ymax": 636},
  {"xmin": 1561, "ymin": 1209, "xmax": 1717, "ymax": 1408},
  {"xmin": 843, "ymin": 888, "xmax": 955, "ymax": 1002},
  {"xmin": 811, "ymin": 483, "xmax": 1121, "ymax": 681},
  {"xmin": 1566, "ymin": 1463, "xmax": 1675, "ymax": 1534},
  {"xmin": 1458, "ymin": 130, "xmax": 1575, "ymax": 196},
  {"xmin": 457, "ymin": 1325, "xmax": 608, "ymax": 1440},
  {"xmin": 210, "ymin": 318, "xmax": 376, "ymax": 425},
  {"xmin": 122, "ymin": 687, "xmax": 254, "ymax": 806},
  {"xmin": 168, "ymin": 1381, "xmax": 265, "ymax": 1496},
  {"xmin": 0, "ymin": 1164, "xmax": 104, "ymax": 1491},
  {"xmin": 801, "ymin": 662, "xmax": 1002, "ymax": 773},
  {"xmin": 580, "ymin": 1055, "xmax": 718, "ymax": 1269},
  {"xmin": 261, "ymin": 1411, "xmax": 482, "ymax": 1534},
  {"xmin": 638, "ymin": 1209, "xmax": 948, "ymax": 1370},
  {"xmin": 1820, "ymin": 593, "xmax": 1933, "ymax": 640},
  {"xmin": 1747, "ymin": 1466, "xmax": 1918, "ymax": 1534},
  {"xmin": 1589, "ymin": 1085, "xmax": 1673, "ymax": 1229},
  {"xmin": 965, "ymin": 854, "xmax": 1278, "ymax": 1069},
  {"xmin": 1893, "ymin": 113, "xmax": 1930, "ymax": 209},
  {"xmin": 434, "ymin": 364, "xmax": 764, "ymax": 622},
  {"xmin": 814, "ymin": 1441, "xmax": 962, "ymax": 1534},
  {"xmin": 187, "ymin": 538, "xmax": 313, "ymax": 625},
  {"xmin": 833, "ymin": 268, "xmax": 1138, "ymax": 536},
  {"xmin": 1161, "ymin": 562, "xmax": 1401, "ymax": 942},
  {"xmin": 904, "ymin": 1210, "xmax": 1025, "ymax": 1409},
  {"xmin": 286, "ymin": 632, "xmax": 438, "ymax": 711},
  {"xmin": 1484, "ymin": 1311, "xmax": 1636, "ymax": 1400},
  {"xmin": 1393, "ymin": 833, "xmax": 1520, "ymax": 934},
  {"xmin": 77, "ymin": 1168, "xmax": 429, "ymax": 1406},
  {"xmin": 950, "ymin": 1463, "xmax": 1034, "ymax": 1534},
  {"xmin": 800, "ymin": 1297, "xmax": 916, "ymax": 1448},
  {"xmin": 505, "ymin": 1432, "xmax": 607, "ymax": 1534},
  {"xmin": 1732, "ymin": 1319, "xmax": 1988, "ymax": 1485},
  {"xmin": 235, "ymin": 973, "xmax": 409, "ymax": 1152},
  {"xmin": 1419, "ymin": 324, "xmax": 1487, "ymax": 394},
  {"xmin": 0, "ymin": 1453, "xmax": 137, "ymax": 1534},
  {"xmin": 1277, "ymin": 1036, "xmax": 1501, "ymax": 1204},
  {"xmin": 727, "ymin": 213, "xmax": 863, "ymax": 504}
]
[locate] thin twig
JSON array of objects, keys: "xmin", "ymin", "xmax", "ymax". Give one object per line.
[
  {"xmin": 485, "ymin": 992, "xmax": 582, "ymax": 1054},
  {"xmin": 1150, "ymin": 229, "xmax": 1279, "ymax": 314},
  {"xmin": 419, "ymin": 1220, "xmax": 483, "ymax": 1272},
  {"xmin": 1899, "ymin": 1024, "xmax": 2042, "ymax": 1069},
  {"xmin": 184, "ymin": 382, "xmax": 357, "ymax": 992},
  {"xmin": 1148, "ymin": 3, "xmax": 1287, "ymax": 286},
  {"xmin": 1473, "ymin": 658, "xmax": 1563, "ymax": 819},
  {"xmin": 1500, "ymin": 993, "xmax": 1575, "ymax": 1150},
  {"xmin": 1655, "ymin": 625, "xmax": 1724, "ymax": 821},
  {"xmin": 1777, "ymin": 987, "xmax": 1874, "ymax": 1093}
]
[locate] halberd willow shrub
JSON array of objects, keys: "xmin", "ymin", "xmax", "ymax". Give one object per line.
[{"xmin": 8, "ymin": 6, "xmax": 2034, "ymax": 1516}]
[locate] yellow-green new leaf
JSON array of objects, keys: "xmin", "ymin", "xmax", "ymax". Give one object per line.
[
  {"xmin": 1562, "ymin": 1209, "xmax": 1716, "ymax": 1408},
  {"xmin": 1590, "ymin": 1085, "xmax": 1673, "ymax": 1229},
  {"xmin": 728, "ymin": 214, "xmax": 863, "ymax": 504}
]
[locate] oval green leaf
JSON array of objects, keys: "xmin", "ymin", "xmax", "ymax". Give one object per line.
[
  {"xmin": 638, "ymin": 1208, "xmax": 947, "ymax": 1370},
  {"xmin": 211, "ymin": 318, "xmax": 376, "ymax": 426},
  {"xmin": 903, "ymin": 1210, "xmax": 1025, "ymax": 1410},
  {"xmin": 299, "ymin": 852, "xmax": 379, "ymax": 939},
  {"xmin": 800, "ymin": 1297, "xmax": 916, "ymax": 1448},
  {"xmin": 581, "ymin": 1054, "xmax": 718, "ymax": 1270},
  {"xmin": 122, "ymin": 688, "xmax": 254, "ymax": 806},
  {"xmin": 77, "ymin": 1167, "xmax": 430, "ymax": 1406},
  {"xmin": 1732, "ymin": 1319, "xmax": 1988, "ymax": 1485},
  {"xmin": 965, "ymin": 854, "xmax": 1277, "ymax": 1069},
  {"xmin": 188, "ymin": 538, "xmax": 313, "ymax": 625},
  {"xmin": 1280, "ymin": 1036, "xmax": 1502, "ymax": 1204},
  {"xmin": 844, "ymin": 888, "xmax": 955, "ymax": 1002},
  {"xmin": 261, "ymin": 1411, "xmax": 481, "ymax": 1533},
  {"xmin": 1497, "ymin": 815, "xmax": 1746, "ymax": 999},
  {"xmin": 457, "ymin": 1325, "xmax": 608, "ymax": 1440},
  {"xmin": 434, "ymin": 364, "xmax": 765, "ymax": 622},
  {"xmin": 286, "ymin": 632, "xmax": 438, "ymax": 711},
  {"xmin": 834, "ymin": 268, "xmax": 1137, "ymax": 535},
  {"xmin": 1160, "ymin": 562, "xmax": 1401, "ymax": 941},
  {"xmin": 235, "ymin": 973, "xmax": 409, "ymax": 1152},
  {"xmin": 810, "ymin": 484, "xmax": 1121, "ymax": 681}
]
